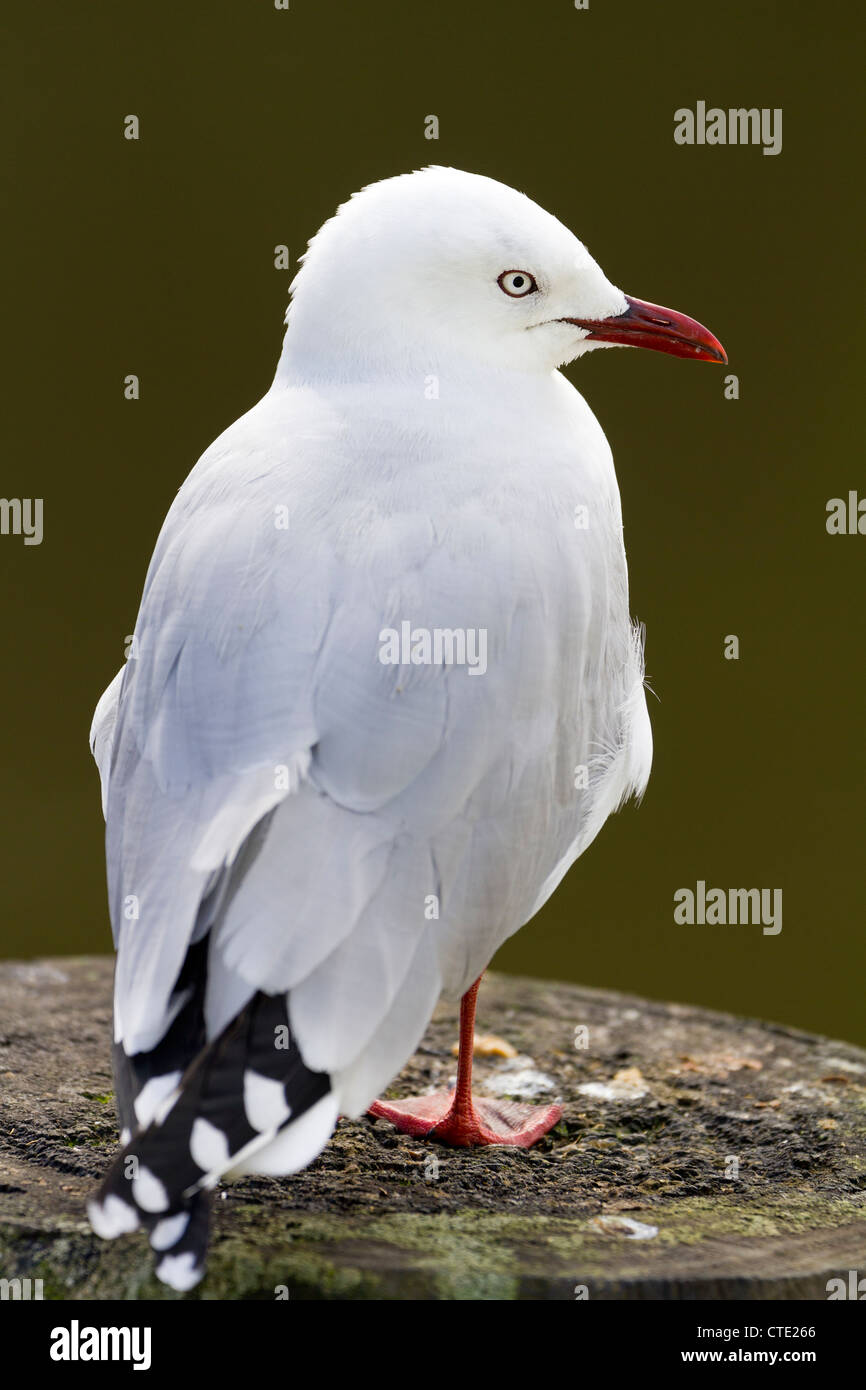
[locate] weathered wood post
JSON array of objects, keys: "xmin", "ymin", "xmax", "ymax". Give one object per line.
[{"xmin": 1, "ymin": 957, "xmax": 864, "ymax": 1299}]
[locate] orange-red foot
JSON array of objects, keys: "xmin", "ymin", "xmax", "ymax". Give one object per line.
[
  {"xmin": 368, "ymin": 1091, "xmax": 562, "ymax": 1147},
  {"xmin": 367, "ymin": 973, "xmax": 562, "ymax": 1148}
]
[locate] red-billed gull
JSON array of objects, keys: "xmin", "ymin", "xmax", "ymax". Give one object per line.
[{"xmin": 88, "ymin": 166, "xmax": 726, "ymax": 1290}]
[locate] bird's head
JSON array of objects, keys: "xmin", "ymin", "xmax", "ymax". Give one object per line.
[{"xmin": 282, "ymin": 166, "xmax": 726, "ymax": 380}]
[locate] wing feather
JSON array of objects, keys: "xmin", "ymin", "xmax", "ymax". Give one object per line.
[{"xmin": 96, "ymin": 383, "xmax": 646, "ymax": 1110}]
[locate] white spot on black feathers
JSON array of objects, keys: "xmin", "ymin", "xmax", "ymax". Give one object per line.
[
  {"xmin": 87, "ymin": 1193, "xmax": 139, "ymax": 1239},
  {"xmin": 133, "ymin": 1071, "xmax": 182, "ymax": 1128},
  {"xmin": 189, "ymin": 1117, "xmax": 232, "ymax": 1174},
  {"xmin": 155, "ymin": 1251, "xmax": 203, "ymax": 1292},
  {"xmin": 132, "ymin": 1166, "xmax": 170, "ymax": 1213},
  {"xmin": 243, "ymin": 1070, "xmax": 292, "ymax": 1131},
  {"xmin": 91, "ymin": 961, "xmax": 331, "ymax": 1290},
  {"xmin": 150, "ymin": 1210, "xmax": 191, "ymax": 1252}
]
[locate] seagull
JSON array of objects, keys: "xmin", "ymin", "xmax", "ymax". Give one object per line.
[{"xmin": 88, "ymin": 166, "xmax": 726, "ymax": 1290}]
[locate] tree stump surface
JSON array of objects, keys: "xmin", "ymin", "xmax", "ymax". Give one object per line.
[{"xmin": 1, "ymin": 956, "xmax": 864, "ymax": 1300}]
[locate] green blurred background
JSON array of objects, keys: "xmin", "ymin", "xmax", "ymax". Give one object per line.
[{"xmin": 3, "ymin": 1, "xmax": 864, "ymax": 1043}]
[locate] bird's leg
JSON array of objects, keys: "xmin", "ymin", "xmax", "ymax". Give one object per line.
[{"xmin": 367, "ymin": 974, "xmax": 562, "ymax": 1147}]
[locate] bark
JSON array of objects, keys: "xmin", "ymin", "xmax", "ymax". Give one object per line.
[{"xmin": 1, "ymin": 957, "xmax": 864, "ymax": 1300}]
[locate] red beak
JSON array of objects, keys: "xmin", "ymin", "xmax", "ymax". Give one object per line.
[{"xmin": 564, "ymin": 294, "xmax": 727, "ymax": 365}]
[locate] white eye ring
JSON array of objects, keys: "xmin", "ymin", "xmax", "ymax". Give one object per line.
[{"xmin": 498, "ymin": 269, "xmax": 538, "ymax": 298}]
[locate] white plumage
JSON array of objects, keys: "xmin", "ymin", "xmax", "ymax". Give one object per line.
[{"xmin": 88, "ymin": 166, "xmax": 725, "ymax": 1288}]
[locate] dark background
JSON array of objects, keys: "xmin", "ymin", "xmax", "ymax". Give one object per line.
[{"xmin": 3, "ymin": 1, "xmax": 864, "ymax": 1043}]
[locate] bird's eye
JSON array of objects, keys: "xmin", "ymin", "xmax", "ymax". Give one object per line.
[{"xmin": 498, "ymin": 270, "xmax": 538, "ymax": 298}]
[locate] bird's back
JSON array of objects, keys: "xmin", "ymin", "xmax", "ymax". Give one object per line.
[{"xmin": 89, "ymin": 368, "xmax": 650, "ymax": 1286}]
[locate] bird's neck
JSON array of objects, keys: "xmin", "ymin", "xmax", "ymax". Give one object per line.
[{"xmin": 272, "ymin": 325, "xmax": 555, "ymax": 396}]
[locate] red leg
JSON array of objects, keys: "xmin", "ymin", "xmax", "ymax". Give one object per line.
[{"xmin": 367, "ymin": 975, "xmax": 562, "ymax": 1147}]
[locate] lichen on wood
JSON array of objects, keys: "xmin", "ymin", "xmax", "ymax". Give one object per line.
[{"xmin": 1, "ymin": 958, "xmax": 864, "ymax": 1299}]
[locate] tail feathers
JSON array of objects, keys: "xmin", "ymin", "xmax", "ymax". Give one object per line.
[
  {"xmin": 149, "ymin": 1192, "xmax": 211, "ymax": 1291},
  {"xmin": 88, "ymin": 1174, "xmax": 211, "ymax": 1292},
  {"xmin": 89, "ymin": 989, "xmax": 331, "ymax": 1291},
  {"xmin": 112, "ymin": 936, "xmax": 209, "ymax": 1137}
]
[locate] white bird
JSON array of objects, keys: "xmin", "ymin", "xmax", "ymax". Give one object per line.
[{"xmin": 88, "ymin": 166, "xmax": 725, "ymax": 1290}]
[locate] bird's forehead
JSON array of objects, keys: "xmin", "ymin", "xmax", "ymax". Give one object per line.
[
  {"xmin": 345, "ymin": 171, "xmax": 587, "ymax": 271},
  {"xmin": 392, "ymin": 208, "xmax": 587, "ymax": 286}
]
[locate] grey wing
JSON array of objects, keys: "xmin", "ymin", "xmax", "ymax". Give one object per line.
[{"xmin": 94, "ymin": 430, "xmax": 625, "ymax": 1126}]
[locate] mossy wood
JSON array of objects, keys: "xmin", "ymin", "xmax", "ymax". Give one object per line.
[{"xmin": 1, "ymin": 958, "xmax": 864, "ymax": 1300}]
